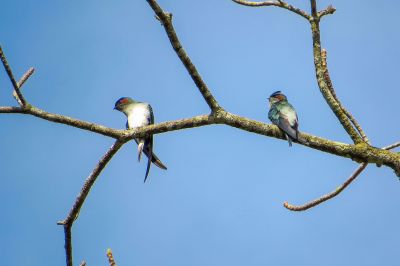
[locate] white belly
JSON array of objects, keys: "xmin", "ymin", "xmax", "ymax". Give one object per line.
[{"xmin": 127, "ymin": 104, "xmax": 151, "ymax": 129}]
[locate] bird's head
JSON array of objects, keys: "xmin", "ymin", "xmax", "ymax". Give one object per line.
[
  {"xmin": 268, "ymin": 91, "xmax": 287, "ymax": 106},
  {"xmin": 114, "ymin": 97, "xmax": 136, "ymax": 114}
]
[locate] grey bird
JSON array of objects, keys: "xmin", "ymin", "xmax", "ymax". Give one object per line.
[{"xmin": 114, "ymin": 97, "xmax": 167, "ymax": 182}]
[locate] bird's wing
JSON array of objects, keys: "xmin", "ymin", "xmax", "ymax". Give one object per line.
[
  {"xmin": 143, "ymin": 104, "xmax": 154, "ymax": 182},
  {"xmin": 278, "ymin": 116, "xmax": 298, "ymax": 141},
  {"xmin": 276, "ymin": 104, "xmax": 299, "ymax": 140},
  {"xmin": 268, "ymin": 107, "xmax": 280, "ymax": 125}
]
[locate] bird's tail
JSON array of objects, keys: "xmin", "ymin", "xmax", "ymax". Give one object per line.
[
  {"xmin": 137, "ymin": 142, "xmax": 144, "ymax": 162},
  {"xmin": 285, "ymin": 134, "xmax": 293, "ymax": 147},
  {"xmin": 286, "ymin": 130, "xmax": 308, "ymax": 146},
  {"xmin": 142, "ymin": 148, "xmax": 167, "ymax": 170},
  {"xmin": 151, "ymin": 153, "xmax": 167, "ymax": 170},
  {"xmin": 144, "ymin": 152, "xmax": 152, "ymax": 183}
]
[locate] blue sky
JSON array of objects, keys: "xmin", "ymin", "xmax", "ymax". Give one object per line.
[{"xmin": 1, "ymin": 0, "xmax": 399, "ymax": 265}]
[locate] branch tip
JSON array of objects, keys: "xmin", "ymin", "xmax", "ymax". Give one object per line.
[
  {"xmin": 232, "ymin": 0, "xmax": 311, "ymax": 20},
  {"xmin": 107, "ymin": 248, "xmax": 117, "ymax": 266},
  {"xmin": 283, "ymin": 141, "xmax": 400, "ymax": 212},
  {"xmin": 284, "ymin": 163, "xmax": 368, "ymax": 212},
  {"xmin": 0, "ymin": 46, "xmax": 27, "ymax": 106}
]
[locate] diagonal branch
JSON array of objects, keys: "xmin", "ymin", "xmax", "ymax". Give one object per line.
[
  {"xmin": 231, "ymin": 0, "xmax": 311, "ymax": 20},
  {"xmin": 0, "ymin": 46, "xmax": 27, "ymax": 106},
  {"xmin": 57, "ymin": 140, "xmax": 124, "ymax": 266},
  {"xmin": 318, "ymin": 5, "xmax": 336, "ymax": 18},
  {"xmin": 383, "ymin": 141, "xmax": 400, "ymax": 151},
  {"xmin": 309, "ymin": 12, "xmax": 364, "ymax": 144},
  {"xmin": 284, "ymin": 163, "xmax": 368, "ymax": 211},
  {"xmin": 146, "ymin": 0, "xmax": 222, "ymax": 112},
  {"xmin": 107, "ymin": 249, "xmax": 117, "ymax": 266},
  {"xmin": 284, "ymin": 141, "xmax": 400, "ymax": 211},
  {"xmin": 13, "ymin": 67, "xmax": 35, "ymax": 105},
  {"xmin": 321, "ymin": 49, "xmax": 369, "ymax": 143}
]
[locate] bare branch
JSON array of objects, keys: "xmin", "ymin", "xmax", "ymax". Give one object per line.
[
  {"xmin": 309, "ymin": 17, "xmax": 364, "ymax": 144},
  {"xmin": 0, "ymin": 106, "xmax": 214, "ymax": 140},
  {"xmin": 146, "ymin": 0, "xmax": 222, "ymax": 112},
  {"xmin": 310, "ymin": 0, "xmax": 317, "ymax": 17},
  {"xmin": 63, "ymin": 226, "xmax": 73, "ymax": 266},
  {"xmin": 1, "ymin": 105, "xmax": 399, "ymax": 174},
  {"xmin": 0, "ymin": 106, "xmax": 125, "ymax": 139},
  {"xmin": 284, "ymin": 141, "xmax": 400, "ymax": 211},
  {"xmin": 57, "ymin": 140, "xmax": 124, "ymax": 265},
  {"xmin": 107, "ymin": 249, "xmax": 117, "ymax": 266},
  {"xmin": 284, "ymin": 163, "xmax": 368, "ymax": 211},
  {"xmin": 13, "ymin": 67, "xmax": 35, "ymax": 105},
  {"xmin": 383, "ymin": 141, "xmax": 400, "ymax": 150},
  {"xmin": 232, "ymin": 0, "xmax": 311, "ymax": 20},
  {"xmin": 17, "ymin": 67, "xmax": 35, "ymax": 88},
  {"xmin": 321, "ymin": 49, "xmax": 370, "ymax": 143},
  {"xmin": 0, "ymin": 46, "xmax": 27, "ymax": 106},
  {"xmin": 318, "ymin": 5, "xmax": 336, "ymax": 18}
]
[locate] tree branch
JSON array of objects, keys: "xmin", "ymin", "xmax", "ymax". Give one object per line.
[
  {"xmin": 0, "ymin": 46, "xmax": 27, "ymax": 106},
  {"xmin": 231, "ymin": 0, "xmax": 311, "ymax": 20},
  {"xmin": 284, "ymin": 163, "xmax": 368, "ymax": 211},
  {"xmin": 57, "ymin": 140, "xmax": 124, "ymax": 266},
  {"xmin": 284, "ymin": 141, "xmax": 400, "ymax": 211},
  {"xmin": 310, "ymin": 0, "xmax": 317, "ymax": 18},
  {"xmin": 146, "ymin": 0, "xmax": 222, "ymax": 112},
  {"xmin": 309, "ymin": 15, "xmax": 364, "ymax": 144},
  {"xmin": 107, "ymin": 249, "xmax": 117, "ymax": 266},
  {"xmin": 1, "ymin": 105, "xmax": 399, "ymax": 174},
  {"xmin": 321, "ymin": 49, "xmax": 369, "ymax": 143},
  {"xmin": 318, "ymin": 5, "xmax": 336, "ymax": 18}
]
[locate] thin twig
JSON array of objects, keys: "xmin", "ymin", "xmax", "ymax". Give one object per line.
[
  {"xmin": 284, "ymin": 141, "xmax": 400, "ymax": 211},
  {"xmin": 0, "ymin": 46, "xmax": 27, "ymax": 106},
  {"xmin": 318, "ymin": 5, "xmax": 336, "ymax": 18},
  {"xmin": 80, "ymin": 261, "xmax": 86, "ymax": 266},
  {"xmin": 383, "ymin": 141, "xmax": 400, "ymax": 150},
  {"xmin": 57, "ymin": 140, "xmax": 124, "ymax": 266},
  {"xmin": 146, "ymin": 0, "xmax": 222, "ymax": 112},
  {"xmin": 284, "ymin": 163, "xmax": 368, "ymax": 211},
  {"xmin": 231, "ymin": 0, "xmax": 311, "ymax": 20},
  {"xmin": 17, "ymin": 67, "xmax": 35, "ymax": 88},
  {"xmin": 13, "ymin": 67, "xmax": 35, "ymax": 105},
  {"xmin": 321, "ymin": 49, "xmax": 370, "ymax": 143},
  {"xmin": 107, "ymin": 249, "xmax": 117, "ymax": 266}
]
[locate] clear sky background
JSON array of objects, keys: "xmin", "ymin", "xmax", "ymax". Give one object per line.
[{"xmin": 1, "ymin": 0, "xmax": 399, "ymax": 265}]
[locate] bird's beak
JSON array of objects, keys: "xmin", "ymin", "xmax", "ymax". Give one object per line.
[{"xmin": 113, "ymin": 107, "xmax": 116, "ymax": 110}]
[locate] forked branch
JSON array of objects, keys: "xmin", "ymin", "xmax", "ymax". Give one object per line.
[
  {"xmin": 57, "ymin": 140, "xmax": 124, "ymax": 266},
  {"xmin": 232, "ymin": 0, "xmax": 311, "ymax": 20},
  {"xmin": 284, "ymin": 141, "xmax": 400, "ymax": 211}
]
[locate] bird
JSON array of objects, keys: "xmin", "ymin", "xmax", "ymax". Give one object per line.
[
  {"xmin": 268, "ymin": 91, "xmax": 301, "ymax": 146},
  {"xmin": 114, "ymin": 97, "xmax": 167, "ymax": 182}
]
